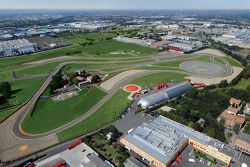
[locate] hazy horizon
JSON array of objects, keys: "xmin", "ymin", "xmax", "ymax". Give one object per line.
[{"xmin": 0, "ymin": 0, "xmax": 249, "ymax": 10}]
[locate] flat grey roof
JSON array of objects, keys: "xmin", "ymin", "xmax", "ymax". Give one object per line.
[
  {"xmin": 36, "ymin": 143, "xmax": 107, "ymax": 167},
  {"xmin": 123, "ymin": 116, "xmax": 240, "ymax": 163},
  {"xmin": 123, "ymin": 116, "xmax": 188, "ymax": 164},
  {"xmin": 81, "ymin": 153, "xmax": 110, "ymax": 167},
  {"xmin": 124, "ymin": 157, "xmax": 148, "ymax": 167}
]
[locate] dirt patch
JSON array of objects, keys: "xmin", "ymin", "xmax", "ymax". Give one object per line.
[
  {"xmin": 194, "ymin": 48, "xmax": 226, "ymax": 57},
  {"xmin": 24, "ymin": 56, "xmax": 79, "ymax": 65}
]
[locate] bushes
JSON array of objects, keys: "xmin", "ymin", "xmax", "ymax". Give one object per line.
[
  {"xmin": 0, "ymin": 82, "xmax": 11, "ymax": 99},
  {"xmin": 230, "ymin": 67, "xmax": 250, "ymax": 86},
  {"xmin": 66, "ymin": 50, "xmax": 82, "ymax": 55}
]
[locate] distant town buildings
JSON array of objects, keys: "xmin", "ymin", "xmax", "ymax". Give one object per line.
[
  {"xmin": 65, "ymin": 22, "xmax": 117, "ymax": 31},
  {"xmin": 114, "ymin": 36, "xmax": 155, "ymax": 47}
]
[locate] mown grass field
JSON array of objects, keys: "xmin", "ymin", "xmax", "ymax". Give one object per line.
[
  {"xmin": 57, "ymin": 71, "xmax": 188, "ymax": 141},
  {"xmin": 0, "ymin": 106, "xmax": 20, "ymax": 123},
  {"xmin": 81, "ymin": 40, "xmax": 158, "ymax": 57},
  {"xmin": 222, "ymin": 56, "xmax": 242, "ymax": 67},
  {"xmin": 0, "ymin": 77, "xmax": 45, "ymax": 110},
  {"xmin": 154, "ymin": 56, "xmax": 211, "ymax": 67},
  {"xmin": 0, "ymin": 45, "xmax": 80, "ymax": 72},
  {"xmin": 21, "ymin": 87, "xmax": 107, "ymax": 134},
  {"xmin": 235, "ymin": 78, "xmax": 250, "ymax": 90},
  {"xmin": 57, "ymin": 90, "xmax": 130, "ymax": 141},
  {"xmin": 128, "ymin": 72, "xmax": 187, "ymax": 88},
  {"xmin": 59, "ymin": 32, "xmax": 118, "ymax": 44}
]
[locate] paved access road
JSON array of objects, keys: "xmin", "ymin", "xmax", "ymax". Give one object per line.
[{"xmin": 0, "ymin": 51, "xmax": 226, "ymax": 163}]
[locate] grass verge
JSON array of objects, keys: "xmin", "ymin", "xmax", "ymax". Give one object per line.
[
  {"xmin": 57, "ymin": 90, "xmax": 130, "ymax": 141},
  {"xmin": 21, "ymin": 87, "xmax": 106, "ymax": 134}
]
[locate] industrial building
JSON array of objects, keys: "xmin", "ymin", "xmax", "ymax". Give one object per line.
[
  {"xmin": 114, "ymin": 36, "xmax": 155, "ymax": 47},
  {"xmin": 234, "ymin": 133, "xmax": 250, "ymax": 155},
  {"xmin": 120, "ymin": 116, "xmax": 239, "ymax": 167},
  {"xmin": 164, "ymin": 42, "xmax": 200, "ymax": 53},
  {"xmin": 0, "ymin": 39, "xmax": 37, "ymax": 57},
  {"xmin": 35, "ymin": 142, "xmax": 110, "ymax": 167},
  {"xmin": 137, "ymin": 82, "xmax": 192, "ymax": 109}
]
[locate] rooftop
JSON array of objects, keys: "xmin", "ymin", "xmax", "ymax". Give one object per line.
[
  {"xmin": 0, "ymin": 39, "xmax": 33, "ymax": 50},
  {"xmin": 36, "ymin": 142, "xmax": 109, "ymax": 167},
  {"xmin": 122, "ymin": 116, "xmax": 240, "ymax": 162},
  {"xmin": 124, "ymin": 157, "xmax": 148, "ymax": 167},
  {"xmin": 227, "ymin": 106, "xmax": 239, "ymax": 114},
  {"xmin": 151, "ymin": 41, "xmax": 170, "ymax": 48},
  {"xmin": 235, "ymin": 139, "xmax": 250, "ymax": 151},
  {"xmin": 230, "ymin": 98, "xmax": 241, "ymax": 105},
  {"xmin": 122, "ymin": 116, "xmax": 212, "ymax": 164},
  {"xmin": 220, "ymin": 111, "xmax": 245, "ymax": 124}
]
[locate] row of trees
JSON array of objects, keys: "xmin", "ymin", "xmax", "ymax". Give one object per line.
[
  {"xmin": 0, "ymin": 82, "xmax": 12, "ymax": 101},
  {"xmin": 161, "ymin": 77, "xmax": 250, "ymax": 142},
  {"xmin": 211, "ymin": 40, "xmax": 249, "ymax": 67},
  {"xmin": 49, "ymin": 73, "xmax": 68, "ymax": 94}
]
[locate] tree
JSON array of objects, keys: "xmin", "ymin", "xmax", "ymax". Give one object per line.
[
  {"xmin": 71, "ymin": 77, "xmax": 79, "ymax": 85},
  {"xmin": 186, "ymin": 88, "xmax": 198, "ymax": 99},
  {"xmin": 189, "ymin": 110, "xmax": 199, "ymax": 122},
  {"xmin": 207, "ymin": 127, "xmax": 216, "ymax": 138},
  {"xmin": 49, "ymin": 73, "xmax": 68, "ymax": 94},
  {"xmin": 188, "ymin": 121, "xmax": 194, "ymax": 128},
  {"xmin": 92, "ymin": 75, "xmax": 101, "ymax": 83},
  {"xmin": 233, "ymin": 123, "xmax": 241, "ymax": 134},
  {"xmin": 0, "ymin": 82, "xmax": 12, "ymax": 99},
  {"xmin": 218, "ymin": 80, "xmax": 228, "ymax": 88},
  {"xmin": 193, "ymin": 123, "xmax": 203, "ymax": 132}
]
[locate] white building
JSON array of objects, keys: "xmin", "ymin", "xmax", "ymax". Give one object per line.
[
  {"xmin": 36, "ymin": 142, "xmax": 110, "ymax": 167},
  {"xmin": 114, "ymin": 36, "xmax": 155, "ymax": 47},
  {"xmin": 0, "ymin": 39, "xmax": 37, "ymax": 57},
  {"xmin": 244, "ymin": 103, "xmax": 250, "ymax": 116},
  {"xmin": 156, "ymin": 24, "xmax": 179, "ymax": 30}
]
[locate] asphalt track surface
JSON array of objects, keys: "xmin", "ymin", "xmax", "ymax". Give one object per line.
[
  {"xmin": 0, "ymin": 51, "xmax": 235, "ymax": 163},
  {"xmin": 11, "ymin": 53, "xmax": 232, "ymax": 140},
  {"xmin": 180, "ymin": 61, "xmax": 228, "ymax": 77},
  {"xmin": 11, "ymin": 53, "xmax": 196, "ymax": 139}
]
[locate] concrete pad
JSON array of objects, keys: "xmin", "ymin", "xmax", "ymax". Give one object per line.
[{"xmin": 100, "ymin": 70, "xmax": 148, "ymax": 91}]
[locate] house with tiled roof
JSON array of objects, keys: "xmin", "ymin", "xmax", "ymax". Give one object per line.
[
  {"xmin": 220, "ymin": 112, "xmax": 245, "ymax": 129},
  {"xmin": 229, "ymin": 98, "xmax": 241, "ymax": 108}
]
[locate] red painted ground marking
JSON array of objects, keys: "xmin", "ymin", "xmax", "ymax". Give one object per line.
[{"xmin": 124, "ymin": 85, "xmax": 140, "ymax": 92}]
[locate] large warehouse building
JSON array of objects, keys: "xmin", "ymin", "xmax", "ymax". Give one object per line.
[
  {"xmin": 0, "ymin": 39, "xmax": 37, "ymax": 57},
  {"xmin": 137, "ymin": 82, "xmax": 192, "ymax": 109},
  {"xmin": 120, "ymin": 116, "xmax": 239, "ymax": 167}
]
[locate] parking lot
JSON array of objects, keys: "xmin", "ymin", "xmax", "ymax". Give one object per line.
[
  {"xmin": 114, "ymin": 108, "xmax": 154, "ymax": 134},
  {"xmin": 173, "ymin": 145, "xmax": 215, "ymax": 167}
]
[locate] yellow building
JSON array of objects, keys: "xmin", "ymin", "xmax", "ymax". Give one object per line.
[{"xmin": 120, "ymin": 116, "xmax": 238, "ymax": 167}]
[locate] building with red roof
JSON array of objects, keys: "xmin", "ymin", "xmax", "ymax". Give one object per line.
[{"xmin": 220, "ymin": 112, "xmax": 245, "ymax": 129}]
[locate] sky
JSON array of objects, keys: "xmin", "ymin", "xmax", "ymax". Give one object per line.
[{"xmin": 0, "ymin": 0, "xmax": 250, "ymax": 10}]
